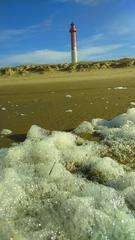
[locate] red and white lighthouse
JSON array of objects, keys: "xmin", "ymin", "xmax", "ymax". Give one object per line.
[{"xmin": 69, "ymin": 22, "xmax": 78, "ymax": 64}]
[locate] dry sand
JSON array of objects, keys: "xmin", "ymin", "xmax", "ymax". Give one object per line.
[{"xmin": 0, "ymin": 68, "xmax": 135, "ymax": 148}]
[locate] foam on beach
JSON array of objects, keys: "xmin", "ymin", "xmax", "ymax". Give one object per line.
[
  {"xmin": 65, "ymin": 94, "xmax": 72, "ymax": 98},
  {"xmin": 65, "ymin": 109, "xmax": 73, "ymax": 113},
  {"xmin": 0, "ymin": 129, "xmax": 12, "ymax": 135},
  {"xmin": 1, "ymin": 107, "xmax": 6, "ymax": 111},
  {"xmin": 0, "ymin": 109, "xmax": 135, "ymax": 239},
  {"xmin": 113, "ymin": 86, "xmax": 128, "ymax": 90}
]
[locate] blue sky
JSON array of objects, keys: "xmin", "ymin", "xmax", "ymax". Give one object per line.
[{"xmin": 0, "ymin": 0, "xmax": 135, "ymax": 66}]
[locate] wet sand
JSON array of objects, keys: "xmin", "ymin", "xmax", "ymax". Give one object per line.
[{"xmin": 0, "ymin": 68, "xmax": 135, "ymax": 148}]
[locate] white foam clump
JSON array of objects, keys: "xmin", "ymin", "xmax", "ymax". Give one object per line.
[
  {"xmin": 20, "ymin": 113, "xmax": 26, "ymax": 116},
  {"xmin": 94, "ymin": 108, "xmax": 135, "ymax": 141},
  {"xmin": 1, "ymin": 129, "xmax": 12, "ymax": 135},
  {"xmin": 74, "ymin": 121, "xmax": 93, "ymax": 134},
  {"xmin": 130, "ymin": 102, "xmax": 135, "ymax": 106},
  {"xmin": 90, "ymin": 156, "xmax": 125, "ymax": 181},
  {"xmin": 65, "ymin": 94, "xmax": 72, "ymax": 98},
  {"xmin": 75, "ymin": 108, "xmax": 135, "ymax": 140},
  {"xmin": 1, "ymin": 107, "xmax": 6, "ymax": 111},
  {"xmin": 65, "ymin": 109, "xmax": 72, "ymax": 112},
  {"xmin": 114, "ymin": 86, "xmax": 128, "ymax": 90},
  {"xmin": 27, "ymin": 124, "xmax": 50, "ymax": 140},
  {"xmin": 1, "ymin": 119, "xmax": 135, "ymax": 239}
]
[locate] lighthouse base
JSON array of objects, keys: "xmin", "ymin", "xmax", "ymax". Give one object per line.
[{"xmin": 71, "ymin": 48, "xmax": 77, "ymax": 64}]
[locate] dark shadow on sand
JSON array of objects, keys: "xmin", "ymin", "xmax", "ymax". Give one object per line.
[
  {"xmin": 8, "ymin": 134, "xmax": 26, "ymax": 143},
  {"xmin": 64, "ymin": 128, "xmax": 74, "ymax": 132}
]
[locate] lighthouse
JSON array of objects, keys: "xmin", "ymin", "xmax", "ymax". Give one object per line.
[{"xmin": 69, "ymin": 22, "xmax": 78, "ymax": 64}]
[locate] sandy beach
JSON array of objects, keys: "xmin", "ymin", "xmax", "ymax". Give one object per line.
[{"xmin": 0, "ymin": 67, "xmax": 135, "ymax": 148}]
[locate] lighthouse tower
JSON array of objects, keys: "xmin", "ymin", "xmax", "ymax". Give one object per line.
[{"xmin": 69, "ymin": 22, "xmax": 78, "ymax": 64}]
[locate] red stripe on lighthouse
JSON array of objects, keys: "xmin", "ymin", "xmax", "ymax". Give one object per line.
[{"xmin": 71, "ymin": 32, "xmax": 76, "ymax": 49}]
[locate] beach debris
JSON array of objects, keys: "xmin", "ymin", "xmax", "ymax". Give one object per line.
[{"xmin": 48, "ymin": 161, "xmax": 56, "ymax": 175}]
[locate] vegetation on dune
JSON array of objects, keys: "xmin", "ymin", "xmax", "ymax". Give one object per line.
[{"xmin": 0, "ymin": 58, "xmax": 135, "ymax": 76}]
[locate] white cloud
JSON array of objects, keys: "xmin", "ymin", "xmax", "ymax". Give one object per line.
[
  {"xmin": 0, "ymin": 19, "xmax": 52, "ymax": 41},
  {"xmin": 0, "ymin": 50, "xmax": 70, "ymax": 67},
  {"xmin": 108, "ymin": 14, "xmax": 135, "ymax": 36},
  {"xmin": 78, "ymin": 33, "xmax": 105, "ymax": 48},
  {"xmin": 58, "ymin": 0, "xmax": 109, "ymax": 5},
  {"xmin": 78, "ymin": 44, "xmax": 123, "ymax": 59},
  {"xmin": 0, "ymin": 44, "xmax": 123, "ymax": 67}
]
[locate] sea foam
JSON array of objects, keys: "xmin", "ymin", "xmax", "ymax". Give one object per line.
[{"xmin": 0, "ymin": 109, "xmax": 135, "ymax": 239}]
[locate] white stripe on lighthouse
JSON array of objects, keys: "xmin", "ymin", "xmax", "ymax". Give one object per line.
[{"xmin": 71, "ymin": 48, "xmax": 77, "ymax": 64}]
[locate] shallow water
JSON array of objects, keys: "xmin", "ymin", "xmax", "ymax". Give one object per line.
[{"xmin": 0, "ymin": 108, "xmax": 135, "ymax": 239}]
